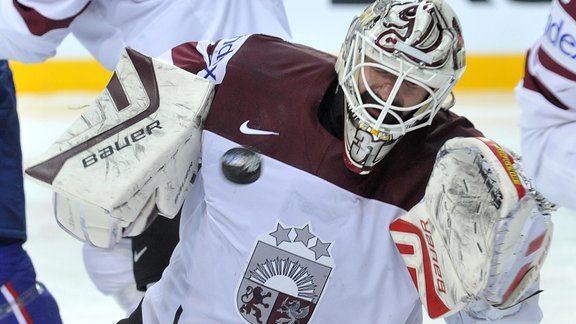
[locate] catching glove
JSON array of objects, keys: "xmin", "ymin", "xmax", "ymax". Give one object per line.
[{"xmin": 390, "ymin": 137, "xmax": 555, "ymax": 319}]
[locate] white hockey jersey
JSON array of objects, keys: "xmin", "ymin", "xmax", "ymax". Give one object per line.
[
  {"xmin": 516, "ymin": 0, "xmax": 576, "ymax": 210},
  {"xmin": 138, "ymin": 35, "xmax": 543, "ymax": 323},
  {"xmin": 0, "ymin": 0, "xmax": 291, "ymax": 70}
]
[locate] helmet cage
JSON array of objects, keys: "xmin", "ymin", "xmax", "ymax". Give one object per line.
[
  {"xmin": 342, "ymin": 32, "xmax": 442, "ymax": 138},
  {"xmin": 336, "ymin": 0, "xmax": 465, "ymax": 174}
]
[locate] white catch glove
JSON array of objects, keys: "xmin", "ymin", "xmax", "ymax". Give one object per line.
[
  {"xmin": 390, "ymin": 137, "xmax": 555, "ymax": 319},
  {"xmin": 25, "ymin": 48, "xmax": 214, "ymax": 248}
]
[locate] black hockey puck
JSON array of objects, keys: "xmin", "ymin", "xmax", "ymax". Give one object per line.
[{"xmin": 221, "ymin": 146, "xmax": 262, "ymax": 184}]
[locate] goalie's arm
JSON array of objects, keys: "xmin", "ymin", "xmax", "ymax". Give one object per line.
[{"xmin": 0, "ymin": 1, "xmax": 91, "ymax": 63}]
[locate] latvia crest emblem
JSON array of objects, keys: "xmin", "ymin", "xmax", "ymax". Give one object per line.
[{"xmin": 236, "ymin": 222, "xmax": 335, "ymax": 324}]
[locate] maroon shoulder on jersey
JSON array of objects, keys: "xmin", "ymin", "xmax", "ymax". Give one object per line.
[
  {"xmin": 176, "ymin": 34, "xmax": 482, "ymax": 211},
  {"xmin": 172, "ymin": 41, "xmax": 212, "ymax": 74},
  {"xmin": 559, "ymin": 0, "xmax": 576, "ymax": 21},
  {"xmin": 522, "ymin": 49, "xmax": 570, "ymax": 110},
  {"xmin": 13, "ymin": 0, "xmax": 89, "ymax": 36}
]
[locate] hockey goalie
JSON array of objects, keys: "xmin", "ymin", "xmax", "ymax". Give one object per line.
[
  {"xmin": 23, "ymin": 1, "xmax": 556, "ymax": 319},
  {"xmin": 391, "ymin": 137, "xmax": 555, "ymax": 321}
]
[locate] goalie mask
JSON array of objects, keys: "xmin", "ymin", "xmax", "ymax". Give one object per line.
[{"xmin": 335, "ymin": 0, "xmax": 466, "ymax": 174}]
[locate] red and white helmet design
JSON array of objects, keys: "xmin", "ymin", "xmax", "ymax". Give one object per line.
[{"xmin": 336, "ymin": 0, "xmax": 466, "ymax": 174}]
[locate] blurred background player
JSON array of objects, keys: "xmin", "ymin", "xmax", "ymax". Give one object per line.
[
  {"xmin": 0, "ymin": 0, "xmax": 292, "ymax": 316},
  {"xmin": 516, "ymin": 0, "xmax": 576, "ymax": 210},
  {"xmin": 0, "ymin": 60, "xmax": 62, "ymax": 323}
]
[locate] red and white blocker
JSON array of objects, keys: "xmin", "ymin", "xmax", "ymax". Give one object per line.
[{"xmin": 390, "ymin": 137, "xmax": 554, "ymax": 319}]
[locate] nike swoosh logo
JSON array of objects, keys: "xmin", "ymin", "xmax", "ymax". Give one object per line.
[
  {"xmin": 240, "ymin": 120, "xmax": 279, "ymax": 136},
  {"xmin": 134, "ymin": 246, "xmax": 148, "ymax": 263}
]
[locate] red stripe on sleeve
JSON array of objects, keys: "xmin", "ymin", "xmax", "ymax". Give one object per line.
[
  {"xmin": 522, "ymin": 50, "xmax": 570, "ymax": 110},
  {"xmin": 171, "ymin": 42, "xmax": 208, "ymax": 74},
  {"xmin": 538, "ymin": 47, "xmax": 576, "ymax": 81},
  {"xmin": 13, "ymin": 0, "xmax": 89, "ymax": 36},
  {"xmin": 559, "ymin": 0, "xmax": 576, "ymax": 21}
]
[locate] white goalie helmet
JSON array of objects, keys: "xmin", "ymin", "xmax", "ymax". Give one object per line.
[{"xmin": 335, "ymin": 0, "xmax": 466, "ymax": 174}]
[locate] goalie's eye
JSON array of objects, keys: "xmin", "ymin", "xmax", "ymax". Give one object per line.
[{"xmin": 360, "ymin": 63, "xmax": 428, "ymax": 108}]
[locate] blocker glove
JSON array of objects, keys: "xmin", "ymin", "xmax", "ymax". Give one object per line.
[{"xmin": 26, "ymin": 48, "xmax": 214, "ymax": 248}]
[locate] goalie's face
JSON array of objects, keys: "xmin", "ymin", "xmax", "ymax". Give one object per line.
[
  {"xmin": 357, "ymin": 58, "xmax": 430, "ymax": 113},
  {"xmin": 336, "ymin": 0, "xmax": 466, "ymax": 174},
  {"xmin": 341, "ymin": 58, "xmax": 432, "ymax": 174}
]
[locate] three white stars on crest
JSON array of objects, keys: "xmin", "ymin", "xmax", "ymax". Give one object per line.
[{"xmin": 269, "ymin": 223, "xmax": 332, "ymax": 260}]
